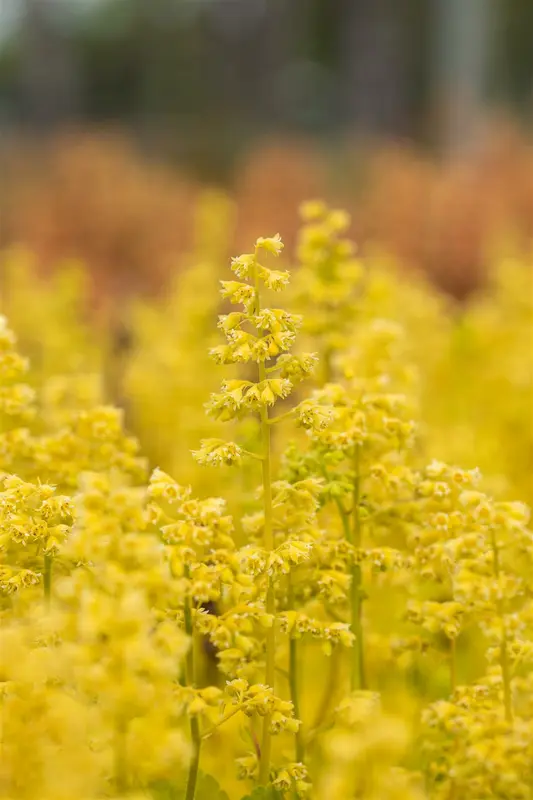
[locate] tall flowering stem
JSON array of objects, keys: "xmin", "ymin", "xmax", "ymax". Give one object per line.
[
  {"xmin": 327, "ymin": 473, "xmax": 365, "ymax": 692},
  {"xmin": 449, "ymin": 636, "xmax": 457, "ymax": 694},
  {"xmin": 293, "ymin": 204, "xmax": 419, "ymax": 696},
  {"xmin": 43, "ymin": 553, "xmax": 53, "ymax": 606},
  {"xmin": 193, "ymin": 232, "xmax": 319, "ymax": 787},
  {"xmin": 290, "ymin": 381, "xmax": 417, "ymax": 711},
  {"xmin": 254, "ymin": 255, "xmax": 277, "ymax": 782},
  {"xmin": 288, "ymin": 578, "xmax": 305, "ymax": 763},
  {"xmin": 294, "ymin": 201, "xmax": 363, "ymax": 387},
  {"xmin": 490, "ymin": 527, "xmax": 513, "ymax": 723},
  {"xmin": 184, "ymin": 573, "xmax": 202, "ymax": 800},
  {"xmin": 419, "ymin": 490, "xmax": 531, "ymax": 797},
  {"xmin": 351, "ymin": 445, "xmax": 366, "ymax": 690}
]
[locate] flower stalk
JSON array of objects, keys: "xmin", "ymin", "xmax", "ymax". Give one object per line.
[
  {"xmin": 288, "ymin": 579, "xmax": 305, "ymax": 763},
  {"xmin": 490, "ymin": 527, "xmax": 513, "ymax": 723},
  {"xmin": 184, "ymin": 572, "xmax": 201, "ymax": 800},
  {"xmin": 255, "ymin": 258, "xmax": 276, "ymax": 785},
  {"xmin": 113, "ymin": 716, "xmax": 128, "ymax": 794},
  {"xmin": 43, "ymin": 553, "xmax": 53, "ymax": 607},
  {"xmin": 351, "ymin": 445, "xmax": 366, "ymax": 691},
  {"xmin": 449, "ymin": 636, "xmax": 457, "ymax": 694}
]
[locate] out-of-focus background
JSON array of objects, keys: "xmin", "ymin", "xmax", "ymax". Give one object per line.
[
  {"xmin": 0, "ymin": 0, "xmax": 532, "ymax": 303},
  {"xmin": 0, "ymin": 0, "xmax": 531, "ymax": 506}
]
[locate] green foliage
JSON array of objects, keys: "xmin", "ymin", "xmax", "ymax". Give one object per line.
[
  {"xmin": 240, "ymin": 786, "xmax": 280, "ymax": 800},
  {"xmin": 151, "ymin": 772, "xmax": 230, "ymax": 800}
]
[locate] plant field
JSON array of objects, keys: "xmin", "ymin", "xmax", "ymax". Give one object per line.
[{"xmin": 0, "ymin": 200, "xmax": 532, "ymax": 800}]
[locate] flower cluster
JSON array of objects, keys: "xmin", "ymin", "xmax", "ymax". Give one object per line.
[
  {"xmin": 0, "ymin": 475, "xmax": 74, "ymax": 595},
  {"xmin": 293, "ymin": 202, "xmax": 363, "ymax": 382}
]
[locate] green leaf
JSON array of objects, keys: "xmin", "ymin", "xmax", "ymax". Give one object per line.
[
  {"xmin": 149, "ymin": 779, "xmax": 184, "ymax": 800},
  {"xmin": 149, "ymin": 772, "xmax": 228, "ymax": 800},
  {"xmin": 240, "ymin": 786, "xmax": 280, "ymax": 800},
  {"xmin": 196, "ymin": 772, "xmax": 230, "ymax": 800}
]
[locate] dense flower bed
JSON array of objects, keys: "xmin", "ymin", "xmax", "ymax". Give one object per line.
[{"xmin": 0, "ymin": 202, "xmax": 532, "ymax": 799}]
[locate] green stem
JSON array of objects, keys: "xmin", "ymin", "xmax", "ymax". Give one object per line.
[
  {"xmin": 490, "ymin": 528, "xmax": 513, "ymax": 722},
  {"xmin": 288, "ymin": 581, "xmax": 304, "ymax": 763},
  {"xmin": 184, "ymin": 585, "xmax": 201, "ymax": 800},
  {"xmin": 43, "ymin": 553, "xmax": 53, "ymax": 607},
  {"xmin": 186, "ymin": 715, "xmax": 201, "ymax": 800},
  {"xmin": 322, "ymin": 457, "xmax": 365, "ymax": 692},
  {"xmin": 259, "ymin": 418, "xmax": 275, "ymax": 784},
  {"xmin": 202, "ymin": 706, "xmax": 241, "ymax": 740},
  {"xmin": 267, "ymin": 408, "xmax": 295, "ymax": 425},
  {"xmin": 311, "ymin": 643, "xmax": 341, "ymax": 735},
  {"xmin": 289, "ymin": 637, "xmax": 304, "ymax": 762},
  {"xmin": 351, "ymin": 445, "xmax": 366, "ymax": 691},
  {"xmin": 243, "ymin": 448, "xmax": 265, "ymax": 461},
  {"xmin": 321, "ymin": 344, "xmax": 333, "ymax": 385},
  {"xmin": 449, "ymin": 637, "xmax": 457, "ymax": 694},
  {"xmin": 254, "ymin": 259, "xmax": 276, "ymax": 785},
  {"xmin": 113, "ymin": 717, "xmax": 128, "ymax": 794}
]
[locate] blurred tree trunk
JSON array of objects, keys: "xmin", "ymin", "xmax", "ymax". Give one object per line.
[
  {"xmin": 19, "ymin": 0, "xmax": 79, "ymax": 130},
  {"xmin": 338, "ymin": 0, "xmax": 411, "ymax": 137},
  {"xmin": 433, "ymin": 0, "xmax": 494, "ymax": 154},
  {"xmin": 205, "ymin": 0, "xmax": 294, "ymax": 125}
]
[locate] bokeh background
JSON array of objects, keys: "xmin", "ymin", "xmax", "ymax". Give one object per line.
[
  {"xmin": 0, "ymin": 0, "xmax": 532, "ymax": 303},
  {"xmin": 0, "ymin": 0, "xmax": 532, "ymax": 497}
]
